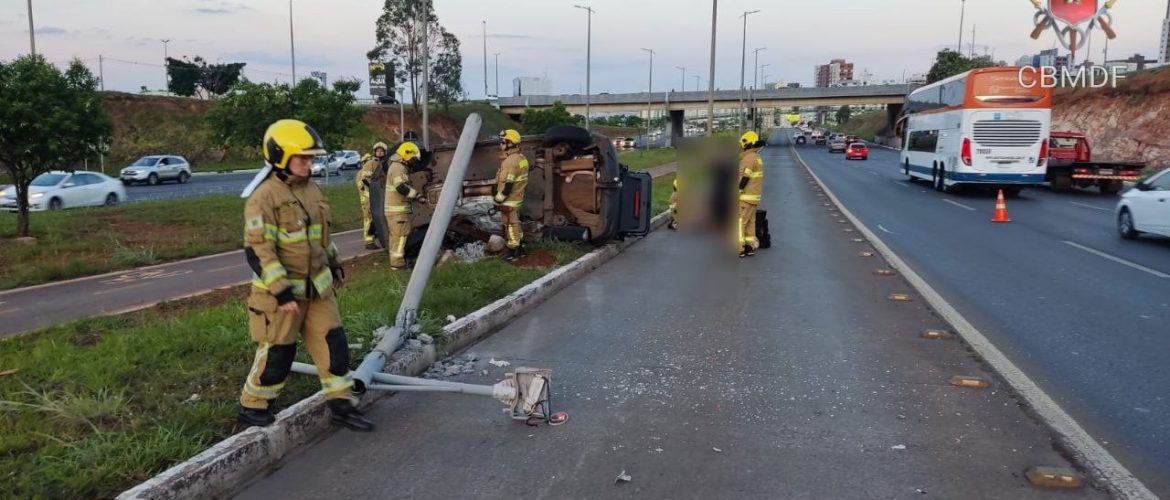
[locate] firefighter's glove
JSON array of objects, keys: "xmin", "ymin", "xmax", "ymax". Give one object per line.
[
  {"xmin": 332, "ymin": 266, "xmax": 346, "ymax": 290},
  {"xmin": 494, "ymin": 193, "xmax": 506, "ymax": 204}
]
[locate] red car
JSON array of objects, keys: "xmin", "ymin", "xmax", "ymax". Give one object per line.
[{"xmin": 845, "ymin": 143, "xmax": 868, "ymax": 160}]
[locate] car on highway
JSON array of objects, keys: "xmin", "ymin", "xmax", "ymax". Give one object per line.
[
  {"xmin": 1, "ymin": 171, "xmax": 126, "ymax": 212},
  {"xmin": 828, "ymin": 139, "xmax": 847, "ymax": 153},
  {"xmin": 329, "ymin": 150, "xmax": 362, "ymax": 171},
  {"xmin": 845, "ymin": 143, "xmax": 869, "ymax": 160},
  {"xmin": 120, "ymin": 155, "xmax": 192, "ymax": 186},
  {"xmin": 622, "ymin": 137, "xmax": 636, "ymax": 148},
  {"xmin": 1116, "ymin": 169, "xmax": 1170, "ymax": 239},
  {"xmin": 376, "ymin": 94, "xmax": 398, "ymax": 105},
  {"xmin": 311, "ymin": 155, "xmax": 341, "ymax": 177},
  {"xmin": 793, "ymin": 133, "xmax": 807, "ymax": 145}
]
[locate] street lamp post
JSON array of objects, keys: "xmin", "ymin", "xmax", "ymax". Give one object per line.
[
  {"xmin": 674, "ymin": 66, "xmax": 686, "ymax": 93},
  {"xmin": 483, "ymin": 20, "xmax": 489, "ymax": 99},
  {"xmin": 288, "ymin": 0, "xmax": 296, "ymax": 84},
  {"xmin": 706, "ymin": 0, "xmax": 718, "ymax": 137},
  {"xmin": 957, "ymin": 0, "xmax": 966, "ymax": 54},
  {"xmin": 161, "ymin": 39, "xmax": 171, "ymax": 92},
  {"xmin": 493, "ymin": 52, "xmax": 501, "ymax": 98},
  {"xmin": 574, "ymin": 5, "xmax": 595, "ymax": 131},
  {"xmin": 692, "ymin": 74, "xmax": 700, "ymax": 92},
  {"xmin": 753, "ymin": 48, "xmax": 766, "ymax": 90},
  {"xmin": 396, "ymin": 87, "xmax": 405, "ymax": 142},
  {"xmin": 739, "ymin": 9, "xmax": 761, "ymax": 131},
  {"xmin": 642, "ymin": 48, "xmax": 654, "ymax": 150},
  {"xmin": 26, "ymin": 0, "xmax": 35, "ymax": 56},
  {"xmin": 759, "ymin": 63, "xmax": 771, "ymax": 90},
  {"xmin": 421, "ymin": 0, "xmax": 430, "ymax": 148}
]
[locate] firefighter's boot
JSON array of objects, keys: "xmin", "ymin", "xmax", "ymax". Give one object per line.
[
  {"xmin": 329, "ymin": 399, "xmax": 375, "ymax": 432},
  {"xmin": 237, "ymin": 406, "xmax": 276, "ymax": 427}
]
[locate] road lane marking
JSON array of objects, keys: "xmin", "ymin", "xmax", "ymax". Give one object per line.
[
  {"xmin": 0, "ymin": 308, "xmax": 19, "ymax": 315},
  {"xmin": 1063, "ymin": 241, "xmax": 1170, "ymax": 278},
  {"xmin": 1069, "ymin": 201, "xmax": 1112, "ymax": 212},
  {"xmin": 942, "ymin": 199, "xmax": 977, "ymax": 211},
  {"xmin": 893, "ymin": 181, "xmax": 911, "ymax": 188},
  {"xmin": 206, "ymin": 265, "xmax": 242, "ymax": 273},
  {"xmin": 93, "ymin": 282, "xmax": 152, "ymax": 296},
  {"xmin": 877, "ymin": 224, "xmax": 895, "ymax": 234},
  {"xmin": 789, "ymin": 144, "xmax": 1157, "ymax": 500}
]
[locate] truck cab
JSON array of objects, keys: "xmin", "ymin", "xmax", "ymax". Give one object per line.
[{"xmin": 1046, "ymin": 131, "xmax": 1144, "ymax": 195}]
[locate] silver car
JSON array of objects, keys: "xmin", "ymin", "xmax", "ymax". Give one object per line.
[{"xmin": 120, "ymin": 155, "xmax": 192, "ymax": 185}]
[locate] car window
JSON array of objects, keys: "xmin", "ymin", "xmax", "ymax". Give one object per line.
[
  {"xmin": 132, "ymin": 157, "xmax": 159, "ymax": 167},
  {"xmin": 158, "ymin": 157, "xmax": 170, "ymax": 166},
  {"xmin": 1150, "ymin": 172, "xmax": 1170, "ymax": 191},
  {"xmin": 78, "ymin": 173, "xmax": 104, "ymax": 185},
  {"xmin": 31, "ymin": 173, "xmax": 68, "ymax": 186}
]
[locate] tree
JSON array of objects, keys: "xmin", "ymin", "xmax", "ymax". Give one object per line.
[
  {"xmin": 519, "ymin": 102, "xmax": 582, "ymax": 134},
  {"xmin": 166, "ymin": 56, "xmax": 246, "ymax": 98},
  {"xmin": 206, "ymin": 78, "xmax": 363, "ymax": 155},
  {"xmin": 0, "ymin": 56, "xmax": 111, "ymax": 237},
  {"xmin": 835, "ymin": 105, "xmax": 852, "ymax": 125},
  {"xmin": 926, "ymin": 49, "xmax": 996, "ymax": 84},
  {"xmin": 368, "ymin": 0, "xmax": 464, "ymax": 109}
]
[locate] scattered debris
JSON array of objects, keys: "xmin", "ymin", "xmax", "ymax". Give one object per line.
[
  {"xmin": 489, "ymin": 358, "xmax": 511, "ymax": 367},
  {"xmin": 891, "ymin": 444, "xmax": 906, "ymax": 450},
  {"xmin": 417, "ymin": 333, "xmax": 434, "ymax": 345},
  {"xmin": 371, "ymin": 326, "xmax": 393, "ymax": 342},
  {"xmin": 480, "ymin": 369, "xmax": 489, "ymax": 376},
  {"xmin": 0, "ymin": 369, "xmax": 18, "ymax": 378},
  {"xmin": 406, "ymin": 339, "xmax": 423, "ymax": 349},
  {"xmin": 446, "ymin": 314, "xmax": 457, "ymax": 324},
  {"xmin": 422, "ymin": 352, "xmax": 479, "ymax": 379},
  {"xmin": 915, "ymin": 488, "xmax": 927, "ymax": 494},
  {"xmin": 183, "ymin": 394, "xmax": 201, "ymax": 404},
  {"xmin": 454, "ymin": 240, "xmax": 488, "ymax": 262},
  {"xmin": 615, "ymin": 470, "xmax": 632, "ymax": 483},
  {"xmin": 712, "ymin": 447, "xmax": 723, "ymax": 453}
]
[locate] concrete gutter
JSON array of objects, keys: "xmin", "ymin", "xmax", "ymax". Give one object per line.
[{"xmin": 118, "ymin": 212, "xmax": 671, "ymax": 500}]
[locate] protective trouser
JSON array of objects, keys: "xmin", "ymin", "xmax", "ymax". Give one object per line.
[
  {"xmin": 386, "ymin": 213, "xmax": 411, "ymax": 268},
  {"xmin": 738, "ymin": 201, "xmax": 758, "ymax": 250},
  {"xmin": 359, "ymin": 191, "xmax": 374, "ymax": 245},
  {"xmin": 240, "ymin": 290, "xmax": 355, "ymax": 409},
  {"xmin": 501, "ymin": 206, "xmax": 522, "ymax": 250}
]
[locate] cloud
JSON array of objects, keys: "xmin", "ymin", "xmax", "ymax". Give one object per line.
[
  {"xmin": 33, "ymin": 26, "xmax": 67, "ymax": 35},
  {"xmin": 194, "ymin": 2, "xmax": 250, "ymax": 14},
  {"xmin": 482, "ymin": 34, "xmax": 533, "ymax": 40}
]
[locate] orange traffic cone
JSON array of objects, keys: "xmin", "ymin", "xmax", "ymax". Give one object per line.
[{"xmin": 991, "ymin": 189, "xmax": 1012, "ymax": 223}]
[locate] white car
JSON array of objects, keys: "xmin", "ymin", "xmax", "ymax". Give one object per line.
[
  {"xmin": 311, "ymin": 155, "xmax": 341, "ymax": 177},
  {"xmin": 120, "ymin": 155, "xmax": 192, "ymax": 185},
  {"xmin": 329, "ymin": 150, "xmax": 362, "ymax": 171},
  {"xmin": 1116, "ymin": 169, "xmax": 1170, "ymax": 239},
  {"xmin": 1, "ymin": 171, "xmax": 127, "ymax": 212}
]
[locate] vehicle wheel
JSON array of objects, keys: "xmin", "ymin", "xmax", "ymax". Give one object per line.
[
  {"xmin": 178, "ymin": 171, "xmax": 190, "ymax": 184},
  {"xmin": 147, "ymin": 173, "xmax": 159, "ymax": 186},
  {"xmin": 1051, "ymin": 174, "xmax": 1073, "ymax": 192},
  {"xmin": 1099, "ymin": 180, "xmax": 1121, "ymax": 195},
  {"xmin": 937, "ymin": 166, "xmax": 953, "ymax": 193},
  {"xmin": 1118, "ymin": 209, "xmax": 1139, "ymax": 240},
  {"xmin": 542, "ymin": 125, "xmax": 593, "ymax": 149},
  {"xmin": 931, "ymin": 165, "xmax": 941, "ymax": 191},
  {"xmin": 49, "ymin": 197, "xmax": 63, "ymax": 211},
  {"xmin": 104, "ymin": 193, "xmax": 118, "ymax": 206},
  {"xmin": 904, "ymin": 161, "xmax": 914, "ymax": 181}
]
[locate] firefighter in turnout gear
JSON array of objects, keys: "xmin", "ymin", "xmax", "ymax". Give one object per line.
[
  {"xmin": 494, "ymin": 129, "xmax": 529, "ymax": 261},
  {"xmin": 737, "ymin": 131, "xmax": 764, "ymax": 258},
  {"xmin": 668, "ymin": 178, "xmax": 679, "ymax": 230},
  {"xmin": 356, "ymin": 142, "xmax": 388, "ymax": 250},
  {"xmin": 385, "ymin": 141, "xmax": 424, "ymax": 269},
  {"xmin": 238, "ymin": 119, "xmax": 374, "ymax": 432}
]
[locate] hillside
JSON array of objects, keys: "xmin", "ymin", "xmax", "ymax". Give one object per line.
[{"xmin": 1053, "ymin": 66, "xmax": 1170, "ymax": 174}]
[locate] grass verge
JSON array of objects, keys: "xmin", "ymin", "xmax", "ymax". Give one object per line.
[
  {"xmin": 0, "ymin": 184, "xmax": 361, "ymax": 291},
  {"xmin": 0, "ymin": 239, "xmax": 586, "ymax": 499},
  {"xmin": 619, "ymin": 148, "xmax": 677, "ymax": 172},
  {"xmin": 652, "ymin": 173, "xmax": 675, "ymax": 215}
]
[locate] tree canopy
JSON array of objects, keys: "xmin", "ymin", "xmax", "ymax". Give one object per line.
[
  {"xmin": 166, "ymin": 56, "xmax": 246, "ymax": 98},
  {"xmin": 927, "ymin": 49, "xmax": 997, "ymax": 84},
  {"xmin": 519, "ymin": 102, "xmax": 582, "ymax": 134},
  {"xmin": 368, "ymin": 0, "xmax": 464, "ymax": 109},
  {"xmin": 0, "ymin": 55, "xmax": 112, "ymax": 237},
  {"xmin": 205, "ymin": 78, "xmax": 363, "ymax": 155}
]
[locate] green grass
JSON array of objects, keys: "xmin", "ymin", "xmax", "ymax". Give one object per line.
[
  {"xmin": 828, "ymin": 110, "xmax": 886, "ymax": 140},
  {"xmin": 652, "ymin": 173, "xmax": 675, "ymax": 215},
  {"xmin": 0, "ymin": 240, "xmax": 586, "ymax": 499},
  {"xmin": 618, "ymin": 148, "xmax": 677, "ymax": 172},
  {"xmin": 0, "ymin": 184, "xmax": 361, "ymax": 291},
  {"xmin": 187, "ymin": 159, "xmax": 263, "ymax": 174}
]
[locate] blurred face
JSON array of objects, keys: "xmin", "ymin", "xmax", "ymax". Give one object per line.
[
  {"xmin": 287, "ymin": 155, "xmax": 313, "ymax": 178},
  {"xmin": 374, "ymin": 148, "xmax": 386, "ymax": 158},
  {"xmin": 499, "ymin": 140, "xmax": 508, "ymax": 151}
]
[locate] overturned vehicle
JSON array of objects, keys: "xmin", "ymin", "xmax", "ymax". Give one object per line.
[{"xmin": 368, "ymin": 125, "xmax": 652, "ymax": 258}]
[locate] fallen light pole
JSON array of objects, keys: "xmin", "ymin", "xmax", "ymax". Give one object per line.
[{"xmin": 290, "ymin": 113, "xmax": 564, "ymax": 425}]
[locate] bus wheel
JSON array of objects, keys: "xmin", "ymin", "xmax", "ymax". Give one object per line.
[
  {"xmin": 937, "ymin": 166, "xmax": 955, "ymax": 193},
  {"xmin": 904, "ymin": 162, "xmax": 914, "ymax": 182},
  {"xmin": 931, "ymin": 165, "xmax": 940, "ymax": 191}
]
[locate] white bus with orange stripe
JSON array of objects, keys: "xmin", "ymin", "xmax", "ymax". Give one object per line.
[{"xmin": 898, "ymin": 67, "xmax": 1054, "ymax": 195}]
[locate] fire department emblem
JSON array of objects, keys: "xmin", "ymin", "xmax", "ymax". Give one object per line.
[{"xmin": 1029, "ymin": 0, "xmax": 1118, "ymax": 56}]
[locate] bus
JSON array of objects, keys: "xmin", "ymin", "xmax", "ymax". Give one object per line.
[{"xmin": 898, "ymin": 67, "xmax": 1053, "ymax": 195}]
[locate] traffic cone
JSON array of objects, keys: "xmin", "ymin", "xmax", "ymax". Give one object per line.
[{"xmin": 991, "ymin": 189, "xmax": 1012, "ymax": 223}]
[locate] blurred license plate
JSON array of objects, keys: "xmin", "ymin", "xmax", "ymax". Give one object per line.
[{"xmin": 1099, "ymin": 169, "xmax": 1113, "ymax": 175}]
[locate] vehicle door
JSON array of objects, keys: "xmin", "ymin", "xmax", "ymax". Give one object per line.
[
  {"xmin": 174, "ymin": 157, "xmax": 190, "ymax": 176},
  {"xmin": 76, "ymin": 173, "xmax": 105, "ymax": 205},
  {"xmin": 58, "ymin": 173, "xmax": 89, "ymax": 206},
  {"xmin": 1140, "ymin": 172, "xmax": 1170, "ymax": 235}
]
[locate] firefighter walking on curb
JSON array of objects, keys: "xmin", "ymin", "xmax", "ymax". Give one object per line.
[
  {"xmin": 737, "ymin": 131, "xmax": 764, "ymax": 258},
  {"xmin": 494, "ymin": 129, "xmax": 529, "ymax": 261},
  {"xmin": 237, "ymin": 119, "xmax": 374, "ymax": 432},
  {"xmin": 356, "ymin": 142, "xmax": 388, "ymax": 250},
  {"xmin": 385, "ymin": 141, "xmax": 424, "ymax": 269}
]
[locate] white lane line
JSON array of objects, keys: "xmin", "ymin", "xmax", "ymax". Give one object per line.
[
  {"xmin": 790, "ymin": 145, "xmax": 1157, "ymax": 500},
  {"xmin": 877, "ymin": 224, "xmax": 895, "ymax": 234},
  {"xmin": 93, "ymin": 282, "xmax": 152, "ymax": 296},
  {"xmin": 893, "ymin": 180, "xmax": 911, "ymax": 188},
  {"xmin": 1063, "ymin": 241, "xmax": 1170, "ymax": 278},
  {"xmin": 942, "ymin": 199, "xmax": 977, "ymax": 211},
  {"xmin": 1069, "ymin": 201, "xmax": 1112, "ymax": 212}
]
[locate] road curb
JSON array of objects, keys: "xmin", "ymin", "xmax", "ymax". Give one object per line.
[
  {"xmin": 789, "ymin": 145, "xmax": 1156, "ymax": 500},
  {"xmin": 117, "ymin": 210, "xmax": 670, "ymax": 500}
]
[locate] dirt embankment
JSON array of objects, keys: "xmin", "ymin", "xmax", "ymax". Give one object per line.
[{"xmin": 1053, "ymin": 67, "xmax": 1170, "ymax": 173}]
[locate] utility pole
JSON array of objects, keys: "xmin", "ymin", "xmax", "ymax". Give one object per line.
[
  {"xmin": 642, "ymin": 48, "xmax": 654, "ymax": 150},
  {"xmin": 752, "ymin": 47, "xmax": 766, "ymax": 90},
  {"xmin": 421, "ymin": 0, "xmax": 430, "ymax": 148},
  {"xmin": 675, "ymin": 66, "xmax": 685, "ymax": 92},
  {"xmin": 397, "ymin": 87, "xmax": 405, "ymax": 141},
  {"xmin": 493, "ymin": 52, "xmax": 501, "ymax": 98},
  {"xmin": 759, "ymin": 63, "xmax": 770, "ymax": 90},
  {"xmin": 970, "ymin": 24, "xmax": 976, "ymax": 58},
  {"xmin": 288, "ymin": 0, "xmax": 296, "ymax": 84},
  {"xmin": 26, "ymin": 0, "xmax": 35, "ymax": 56},
  {"xmin": 957, "ymin": 0, "xmax": 966, "ymax": 54},
  {"xmin": 692, "ymin": 74, "xmax": 700, "ymax": 92},
  {"xmin": 739, "ymin": 9, "xmax": 760, "ymax": 132},
  {"xmin": 483, "ymin": 20, "xmax": 488, "ymax": 99},
  {"xmin": 574, "ymin": 5, "xmax": 595, "ymax": 131},
  {"xmin": 706, "ymin": 0, "xmax": 718, "ymax": 137},
  {"xmin": 161, "ymin": 39, "xmax": 171, "ymax": 92},
  {"xmin": 98, "ymin": 55, "xmax": 105, "ymax": 91}
]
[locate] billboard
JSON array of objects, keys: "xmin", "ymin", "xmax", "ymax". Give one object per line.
[{"xmin": 369, "ymin": 62, "xmax": 391, "ymax": 96}]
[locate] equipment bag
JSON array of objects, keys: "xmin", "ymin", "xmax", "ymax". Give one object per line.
[{"xmin": 755, "ymin": 209, "xmax": 772, "ymax": 249}]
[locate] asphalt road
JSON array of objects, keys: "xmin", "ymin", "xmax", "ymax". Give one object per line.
[
  {"xmin": 0, "ymin": 230, "xmax": 369, "ymax": 338},
  {"xmin": 236, "ymin": 144, "xmax": 1100, "ymax": 498},
  {"xmin": 120, "ymin": 169, "xmax": 357, "ymax": 203},
  {"xmin": 792, "ymin": 130, "xmax": 1169, "ymax": 496}
]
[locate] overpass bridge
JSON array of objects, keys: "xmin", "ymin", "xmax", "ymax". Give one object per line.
[{"xmin": 497, "ymin": 84, "xmax": 919, "ymax": 141}]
